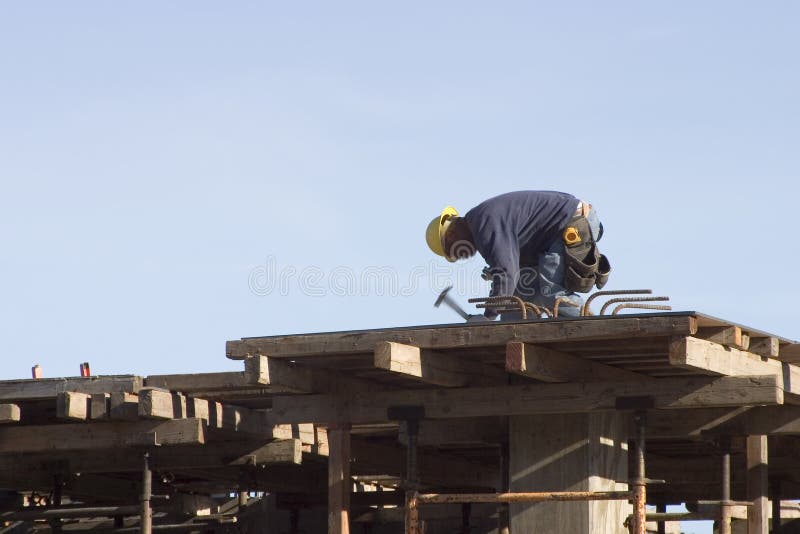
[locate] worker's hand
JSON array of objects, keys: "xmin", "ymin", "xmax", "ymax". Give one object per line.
[{"xmin": 466, "ymin": 314, "xmax": 491, "ymax": 323}]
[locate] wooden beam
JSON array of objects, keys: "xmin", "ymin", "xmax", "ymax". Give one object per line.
[
  {"xmin": 747, "ymin": 435, "xmax": 769, "ymax": 534},
  {"xmin": 90, "ymin": 393, "xmax": 110, "ymax": 420},
  {"xmin": 244, "ymin": 355, "xmax": 314, "ymax": 393},
  {"xmin": 505, "ymin": 342, "xmax": 650, "ymax": 382},
  {"xmin": 351, "ymin": 438, "xmax": 500, "ymax": 490},
  {"xmin": 0, "ymin": 419, "xmax": 206, "ymax": 453},
  {"xmin": 374, "ymin": 342, "xmax": 504, "ymax": 387},
  {"xmin": 697, "ymin": 326, "xmax": 745, "ymax": 349},
  {"xmin": 669, "ymin": 336, "xmax": 800, "ymax": 394},
  {"xmin": 0, "ymin": 404, "xmax": 20, "ymax": 424},
  {"xmin": 328, "ymin": 423, "xmax": 351, "ymax": 534},
  {"xmin": 0, "ymin": 375, "xmax": 142, "ymax": 402},
  {"xmin": 229, "ymin": 439, "xmax": 303, "ymax": 466},
  {"xmin": 266, "ymin": 375, "xmax": 783, "ymax": 424},
  {"xmin": 109, "ymin": 392, "xmax": 139, "ymax": 421},
  {"xmin": 227, "ymin": 315, "xmax": 698, "ymax": 359},
  {"xmin": 145, "ymin": 372, "xmax": 254, "ymax": 393},
  {"xmin": 244, "ymin": 355, "xmax": 383, "ymax": 394},
  {"xmin": 56, "ymin": 391, "xmax": 90, "ymax": 421},
  {"xmin": 750, "ymin": 337, "xmax": 780, "ymax": 358},
  {"xmin": 138, "ymin": 389, "xmax": 187, "ymax": 420}
]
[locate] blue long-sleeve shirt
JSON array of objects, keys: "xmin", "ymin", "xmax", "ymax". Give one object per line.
[{"xmin": 464, "ymin": 191, "xmax": 579, "ymax": 299}]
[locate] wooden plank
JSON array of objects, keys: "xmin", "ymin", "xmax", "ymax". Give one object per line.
[
  {"xmin": 227, "ymin": 315, "xmax": 698, "ymax": 359},
  {"xmin": 265, "ymin": 375, "xmax": 783, "ymax": 424},
  {"xmin": 692, "ymin": 406, "xmax": 800, "ymax": 437},
  {"xmin": 0, "ymin": 404, "xmax": 20, "ymax": 424},
  {"xmin": 328, "ymin": 423, "xmax": 351, "ymax": 534},
  {"xmin": 750, "ymin": 336, "xmax": 780, "ymax": 358},
  {"xmin": 244, "ymin": 355, "xmax": 383, "ymax": 395},
  {"xmin": 138, "ymin": 389, "xmax": 187, "ymax": 420},
  {"xmin": 669, "ymin": 336, "xmax": 800, "ymax": 394},
  {"xmin": 90, "ymin": 393, "xmax": 110, "ymax": 420},
  {"xmin": 374, "ymin": 342, "xmax": 505, "ymax": 387},
  {"xmin": 697, "ymin": 326, "xmax": 744, "ymax": 349},
  {"xmin": 244, "ymin": 355, "xmax": 314, "ymax": 393},
  {"xmin": 747, "ymin": 435, "xmax": 769, "ymax": 534},
  {"xmin": 0, "ymin": 375, "xmax": 142, "ymax": 401},
  {"xmin": 145, "ymin": 372, "xmax": 253, "ymax": 392},
  {"xmin": 109, "ymin": 392, "xmax": 139, "ymax": 420},
  {"xmin": 505, "ymin": 342, "xmax": 651, "ymax": 383},
  {"xmin": 0, "ymin": 418, "xmax": 206, "ymax": 453},
  {"xmin": 56, "ymin": 391, "xmax": 90, "ymax": 421},
  {"xmin": 229, "ymin": 439, "xmax": 303, "ymax": 466}
]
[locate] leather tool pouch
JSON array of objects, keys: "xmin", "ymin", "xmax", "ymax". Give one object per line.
[{"xmin": 562, "ymin": 215, "xmax": 611, "ymax": 293}]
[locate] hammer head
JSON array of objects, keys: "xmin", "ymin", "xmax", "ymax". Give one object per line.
[{"xmin": 434, "ymin": 285, "xmax": 453, "ymax": 308}]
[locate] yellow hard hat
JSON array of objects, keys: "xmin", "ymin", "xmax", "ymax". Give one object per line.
[{"xmin": 425, "ymin": 206, "xmax": 459, "ymax": 261}]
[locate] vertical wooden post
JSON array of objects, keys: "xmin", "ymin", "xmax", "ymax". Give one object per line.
[
  {"xmin": 328, "ymin": 423, "xmax": 351, "ymax": 534},
  {"xmin": 747, "ymin": 435, "xmax": 768, "ymax": 534}
]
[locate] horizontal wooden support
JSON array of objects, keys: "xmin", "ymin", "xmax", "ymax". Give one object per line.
[
  {"xmin": 0, "ymin": 375, "xmax": 142, "ymax": 402},
  {"xmin": 505, "ymin": 342, "xmax": 650, "ymax": 382},
  {"xmin": 697, "ymin": 326, "xmax": 745, "ymax": 350},
  {"xmin": 352, "ymin": 439, "xmax": 499, "ymax": 490},
  {"xmin": 0, "ymin": 418, "xmax": 206, "ymax": 453},
  {"xmin": 0, "ymin": 404, "xmax": 20, "ymax": 424},
  {"xmin": 669, "ymin": 336, "xmax": 800, "ymax": 394},
  {"xmin": 56, "ymin": 391, "xmax": 90, "ymax": 421},
  {"xmin": 245, "ymin": 355, "xmax": 382, "ymax": 394},
  {"xmin": 266, "ymin": 375, "xmax": 783, "ymax": 424},
  {"xmin": 138, "ymin": 389, "xmax": 187, "ymax": 420},
  {"xmin": 750, "ymin": 336, "xmax": 780, "ymax": 358},
  {"xmin": 646, "ymin": 406, "xmax": 800, "ymax": 438},
  {"xmin": 144, "ymin": 372, "xmax": 254, "ymax": 393},
  {"xmin": 228, "ymin": 315, "xmax": 698, "ymax": 359},
  {"xmin": 375, "ymin": 342, "xmax": 505, "ymax": 387},
  {"xmin": 244, "ymin": 355, "xmax": 314, "ymax": 393},
  {"xmin": 229, "ymin": 439, "xmax": 303, "ymax": 465}
]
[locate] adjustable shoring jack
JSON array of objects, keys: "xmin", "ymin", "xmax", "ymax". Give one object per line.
[{"xmin": 388, "ymin": 405, "xmax": 425, "ymax": 534}]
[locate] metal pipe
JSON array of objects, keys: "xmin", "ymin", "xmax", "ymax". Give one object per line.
[
  {"xmin": 3, "ymin": 505, "xmax": 140, "ymax": 521},
  {"xmin": 599, "ymin": 297, "xmax": 670, "ymax": 316},
  {"xmin": 581, "ymin": 289, "xmax": 652, "ymax": 316},
  {"xmin": 405, "ymin": 491, "xmax": 420, "ymax": 534},
  {"xmin": 416, "ymin": 490, "xmax": 632, "ymax": 504},
  {"xmin": 720, "ymin": 440, "xmax": 732, "ymax": 534},
  {"xmin": 141, "ymin": 453, "xmax": 153, "ymax": 534},
  {"xmin": 631, "ymin": 412, "xmax": 647, "ymax": 534},
  {"xmin": 404, "ymin": 419, "xmax": 421, "ymax": 534},
  {"xmin": 460, "ymin": 503, "xmax": 471, "ymax": 534}
]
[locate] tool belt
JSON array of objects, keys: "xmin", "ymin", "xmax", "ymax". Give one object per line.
[{"xmin": 561, "ymin": 215, "xmax": 611, "ymax": 293}]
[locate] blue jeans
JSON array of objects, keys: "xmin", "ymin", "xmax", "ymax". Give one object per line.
[{"xmin": 501, "ymin": 207, "xmax": 602, "ymax": 321}]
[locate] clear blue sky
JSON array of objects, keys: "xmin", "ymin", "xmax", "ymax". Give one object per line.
[{"xmin": 1, "ymin": 5, "xmax": 797, "ymax": 529}]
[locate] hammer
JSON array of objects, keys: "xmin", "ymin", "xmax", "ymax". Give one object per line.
[{"xmin": 434, "ymin": 285, "xmax": 470, "ymax": 320}]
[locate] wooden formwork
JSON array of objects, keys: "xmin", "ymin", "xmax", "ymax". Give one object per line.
[{"xmin": 0, "ymin": 312, "xmax": 798, "ymax": 533}]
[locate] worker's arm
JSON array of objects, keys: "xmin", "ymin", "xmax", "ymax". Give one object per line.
[{"xmin": 478, "ymin": 241, "xmax": 521, "ymax": 319}]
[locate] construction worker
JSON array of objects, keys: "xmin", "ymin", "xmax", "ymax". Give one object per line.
[{"xmin": 425, "ymin": 191, "xmax": 610, "ymax": 321}]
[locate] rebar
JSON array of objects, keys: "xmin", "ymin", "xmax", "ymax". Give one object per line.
[
  {"xmin": 553, "ymin": 297, "xmax": 579, "ymax": 318},
  {"xmin": 599, "ymin": 297, "xmax": 670, "ymax": 316},
  {"xmin": 612, "ymin": 304, "xmax": 672, "ymax": 315},
  {"xmin": 581, "ymin": 289, "xmax": 653, "ymax": 316},
  {"xmin": 470, "ymin": 296, "xmax": 527, "ymax": 320}
]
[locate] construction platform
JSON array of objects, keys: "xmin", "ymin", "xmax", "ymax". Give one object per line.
[{"xmin": 1, "ymin": 311, "xmax": 799, "ymax": 533}]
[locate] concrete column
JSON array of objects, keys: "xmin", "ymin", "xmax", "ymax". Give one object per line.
[{"xmin": 510, "ymin": 412, "xmax": 630, "ymax": 533}]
